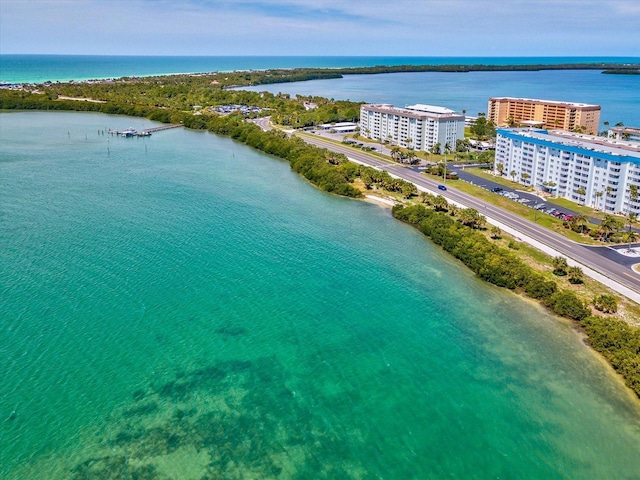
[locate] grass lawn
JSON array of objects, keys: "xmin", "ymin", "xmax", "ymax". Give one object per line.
[
  {"xmin": 437, "ymin": 176, "xmax": 603, "ymax": 245},
  {"xmin": 465, "ymin": 168, "xmax": 612, "ymax": 222}
]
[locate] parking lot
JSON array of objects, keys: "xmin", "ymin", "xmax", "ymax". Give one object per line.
[{"xmin": 449, "ymin": 166, "xmax": 588, "ymax": 223}]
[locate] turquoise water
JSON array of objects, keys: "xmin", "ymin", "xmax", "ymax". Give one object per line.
[
  {"xmin": 1, "ymin": 54, "xmax": 639, "ymax": 84},
  {"xmin": 2, "ymin": 111, "xmax": 640, "ymax": 479},
  {"xmin": 241, "ymin": 69, "xmax": 640, "ymax": 128}
]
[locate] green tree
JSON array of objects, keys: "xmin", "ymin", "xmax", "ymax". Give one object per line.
[
  {"xmin": 567, "ymin": 266, "xmax": 584, "ymax": 284},
  {"xmin": 547, "ymin": 291, "xmax": 590, "ymax": 320},
  {"xmin": 456, "ymin": 138, "xmax": 471, "ymax": 153},
  {"xmin": 594, "ymin": 190, "xmax": 603, "ymax": 209},
  {"xmin": 390, "ymin": 146, "xmax": 402, "ymax": 162},
  {"xmin": 490, "ymin": 226, "xmax": 502, "ymax": 239},
  {"xmin": 626, "ymin": 212, "xmax": 638, "ymax": 232},
  {"xmin": 470, "ymin": 116, "xmax": 496, "ymax": 139},
  {"xmin": 433, "ymin": 195, "xmax": 449, "ymax": 212},
  {"xmin": 459, "ymin": 208, "xmax": 485, "ymax": 229},
  {"xmin": 575, "ymin": 214, "xmax": 588, "ymax": 234},
  {"xmin": 593, "ymin": 294, "xmax": 618, "ymax": 314},
  {"xmin": 629, "ymin": 184, "xmax": 639, "ymax": 205},
  {"xmin": 599, "ymin": 215, "xmax": 623, "ymax": 242},
  {"xmin": 625, "ymin": 230, "xmax": 638, "ymax": 252},
  {"xmin": 552, "ymin": 256, "xmax": 568, "ymax": 276}
]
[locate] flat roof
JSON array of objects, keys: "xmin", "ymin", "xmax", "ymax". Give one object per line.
[
  {"xmin": 498, "ymin": 128, "xmax": 640, "ymax": 157},
  {"xmin": 490, "ymin": 97, "xmax": 600, "ymax": 109},
  {"xmin": 406, "ymin": 104, "xmax": 455, "ymax": 114},
  {"xmin": 361, "ymin": 103, "xmax": 463, "ymax": 119},
  {"xmin": 319, "ymin": 122, "xmax": 358, "ymax": 128}
]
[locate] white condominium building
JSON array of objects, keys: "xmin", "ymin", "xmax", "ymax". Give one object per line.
[
  {"xmin": 495, "ymin": 128, "xmax": 640, "ymax": 214},
  {"xmin": 359, "ymin": 104, "xmax": 465, "ymax": 153}
]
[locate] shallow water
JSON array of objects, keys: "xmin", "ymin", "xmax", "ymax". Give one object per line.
[{"xmin": 1, "ymin": 111, "xmax": 640, "ymax": 479}]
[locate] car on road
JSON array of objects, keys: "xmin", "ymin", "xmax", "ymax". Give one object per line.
[
  {"xmin": 490, "ymin": 187, "xmax": 503, "ymax": 193},
  {"xmin": 438, "ymin": 184, "xmax": 447, "ymax": 191}
]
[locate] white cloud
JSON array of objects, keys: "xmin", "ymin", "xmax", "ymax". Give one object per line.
[{"xmin": 1, "ymin": 0, "xmax": 639, "ymax": 55}]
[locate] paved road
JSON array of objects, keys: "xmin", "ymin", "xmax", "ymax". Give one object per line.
[{"xmin": 300, "ymin": 134, "xmax": 640, "ymax": 296}]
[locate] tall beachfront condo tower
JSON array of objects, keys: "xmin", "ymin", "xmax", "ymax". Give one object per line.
[
  {"xmin": 359, "ymin": 104, "xmax": 465, "ymax": 153},
  {"xmin": 494, "ymin": 128, "xmax": 640, "ymax": 214},
  {"xmin": 488, "ymin": 97, "xmax": 601, "ymax": 135}
]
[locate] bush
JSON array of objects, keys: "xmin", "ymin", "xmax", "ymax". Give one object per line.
[
  {"xmin": 593, "ymin": 294, "xmax": 618, "ymax": 314},
  {"xmin": 524, "ymin": 274, "xmax": 558, "ymax": 300},
  {"xmin": 581, "ymin": 315, "xmax": 640, "ymax": 397},
  {"xmin": 546, "ymin": 291, "xmax": 590, "ymax": 321}
]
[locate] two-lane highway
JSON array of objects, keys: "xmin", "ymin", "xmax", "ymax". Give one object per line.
[{"xmin": 301, "ymin": 134, "xmax": 640, "ymax": 297}]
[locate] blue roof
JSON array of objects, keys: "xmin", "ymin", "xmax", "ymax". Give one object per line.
[{"xmin": 497, "ymin": 129, "xmax": 640, "ymax": 166}]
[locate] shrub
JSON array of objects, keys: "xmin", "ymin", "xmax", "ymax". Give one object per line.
[
  {"xmin": 593, "ymin": 294, "xmax": 618, "ymax": 314},
  {"xmin": 552, "ymin": 256, "xmax": 568, "ymax": 276},
  {"xmin": 546, "ymin": 291, "xmax": 590, "ymax": 321}
]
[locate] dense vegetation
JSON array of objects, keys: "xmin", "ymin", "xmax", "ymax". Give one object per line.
[{"xmin": 392, "ymin": 204, "xmax": 640, "ymax": 397}]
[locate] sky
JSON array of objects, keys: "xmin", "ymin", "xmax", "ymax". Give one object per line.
[{"xmin": 1, "ymin": 0, "xmax": 639, "ymax": 57}]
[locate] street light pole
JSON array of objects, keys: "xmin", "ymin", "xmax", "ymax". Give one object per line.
[{"xmin": 443, "ymin": 154, "xmax": 447, "ymax": 183}]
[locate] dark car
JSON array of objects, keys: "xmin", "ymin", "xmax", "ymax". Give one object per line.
[{"xmin": 438, "ymin": 184, "xmax": 447, "ymax": 191}]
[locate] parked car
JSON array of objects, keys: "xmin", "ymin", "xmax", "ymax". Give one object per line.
[{"xmin": 438, "ymin": 184, "xmax": 447, "ymax": 191}]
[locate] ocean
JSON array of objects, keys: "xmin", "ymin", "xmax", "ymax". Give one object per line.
[
  {"xmin": 2, "ymin": 111, "xmax": 640, "ymax": 479},
  {"xmin": 2, "ymin": 54, "xmax": 639, "ymax": 84}
]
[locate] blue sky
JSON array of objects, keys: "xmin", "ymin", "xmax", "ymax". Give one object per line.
[{"xmin": 1, "ymin": 0, "xmax": 639, "ymax": 56}]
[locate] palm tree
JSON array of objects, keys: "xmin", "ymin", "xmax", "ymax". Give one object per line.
[
  {"xmin": 510, "ymin": 170, "xmax": 517, "ymax": 181},
  {"xmin": 625, "ymin": 230, "xmax": 638, "ymax": 252},
  {"xmin": 600, "ymin": 214, "xmax": 621, "ymax": 242},
  {"xmin": 490, "ymin": 226, "xmax": 502, "ymax": 239},
  {"xmin": 604, "ymin": 186, "xmax": 613, "ymax": 212},
  {"xmin": 496, "ymin": 162, "xmax": 504, "ymax": 176},
  {"xmin": 567, "ymin": 266, "xmax": 584, "ymax": 284},
  {"xmin": 626, "ymin": 212, "xmax": 638, "ymax": 232},
  {"xmin": 433, "ymin": 195, "xmax": 448, "ymax": 212},
  {"xmin": 594, "ymin": 191, "xmax": 603, "ymax": 209},
  {"xmin": 420, "ymin": 192, "xmax": 435, "ymax": 205},
  {"xmin": 459, "ymin": 208, "xmax": 479, "ymax": 227},
  {"xmin": 552, "ymin": 256, "xmax": 568, "ymax": 276},
  {"xmin": 405, "ymin": 137, "xmax": 413, "ymax": 150},
  {"xmin": 629, "ymin": 184, "xmax": 639, "ymax": 206},
  {"xmin": 390, "ymin": 146, "xmax": 402, "ymax": 162},
  {"xmin": 575, "ymin": 214, "xmax": 588, "ymax": 234}
]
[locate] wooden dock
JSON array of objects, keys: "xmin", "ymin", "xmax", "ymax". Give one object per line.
[
  {"xmin": 108, "ymin": 123, "xmax": 183, "ymax": 137},
  {"xmin": 140, "ymin": 124, "xmax": 183, "ymax": 134}
]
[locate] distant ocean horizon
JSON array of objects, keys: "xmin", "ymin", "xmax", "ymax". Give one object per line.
[{"xmin": 1, "ymin": 54, "xmax": 640, "ymax": 84}]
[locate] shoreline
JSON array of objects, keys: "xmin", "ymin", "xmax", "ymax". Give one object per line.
[{"xmin": 2, "ymin": 59, "xmax": 640, "ymax": 86}]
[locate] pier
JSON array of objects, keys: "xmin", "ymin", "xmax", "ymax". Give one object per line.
[{"xmin": 108, "ymin": 123, "xmax": 183, "ymax": 137}]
